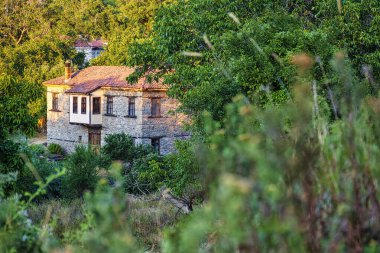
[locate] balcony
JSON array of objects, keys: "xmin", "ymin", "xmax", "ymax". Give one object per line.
[{"xmin": 69, "ymin": 95, "xmax": 102, "ymax": 127}]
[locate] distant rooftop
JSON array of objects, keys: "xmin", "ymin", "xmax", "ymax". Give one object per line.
[
  {"xmin": 43, "ymin": 66, "xmax": 167, "ymax": 94},
  {"xmin": 74, "ymin": 39, "xmax": 107, "ymax": 48}
]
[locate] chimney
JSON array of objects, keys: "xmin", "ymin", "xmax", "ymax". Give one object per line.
[{"xmin": 65, "ymin": 60, "xmax": 72, "ymax": 81}]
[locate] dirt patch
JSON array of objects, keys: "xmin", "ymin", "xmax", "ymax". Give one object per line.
[{"xmin": 29, "ymin": 134, "xmax": 47, "ymax": 146}]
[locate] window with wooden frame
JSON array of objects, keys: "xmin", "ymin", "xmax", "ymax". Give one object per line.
[
  {"xmin": 52, "ymin": 93, "xmax": 59, "ymax": 111},
  {"xmin": 151, "ymin": 138, "xmax": 160, "ymax": 154},
  {"xmin": 151, "ymin": 98, "xmax": 161, "ymax": 117},
  {"xmin": 106, "ymin": 96, "xmax": 113, "ymax": 115},
  {"xmin": 93, "ymin": 97, "xmax": 100, "ymax": 114},
  {"xmin": 81, "ymin": 97, "xmax": 87, "ymax": 114},
  {"xmin": 73, "ymin": 96, "xmax": 78, "ymax": 114},
  {"xmin": 128, "ymin": 97, "xmax": 136, "ymax": 117}
]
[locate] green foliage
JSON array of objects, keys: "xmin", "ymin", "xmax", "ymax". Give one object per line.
[
  {"xmin": 92, "ymin": 0, "xmax": 173, "ymax": 66},
  {"xmin": 0, "ymin": 38, "xmax": 76, "ymax": 83},
  {"xmin": 47, "ymin": 143, "xmax": 64, "ymax": 155},
  {"xmin": 103, "ymin": 133, "xmax": 200, "ymax": 197},
  {"xmin": 69, "ymin": 164, "xmax": 140, "ymax": 252},
  {"xmin": 315, "ymin": 0, "xmax": 380, "ymax": 79},
  {"xmin": 62, "ymin": 145, "xmax": 109, "ymax": 199},
  {"xmin": 0, "ymin": 130, "xmax": 23, "ymax": 176},
  {"xmin": 124, "ymin": 153, "xmax": 167, "ymax": 195},
  {"xmin": 162, "ymin": 55, "xmax": 380, "ymax": 252},
  {"xmin": 0, "ymin": 167, "xmax": 65, "ymax": 253},
  {"xmin": 0, "ymin": 0, "xmax": 172, "ymax": 80},
  {"xmin": 0, "ymin": 131, "xmax": 64, "ymax": 199},
  {"xmin": 0, "ymin": 75, "xmax": 45, "ymax": 136},
  {"xmin": 29, "ymin": 144, "xmax": 46, "ymax": 156},
  {"xmin": 127, "ymin": 0, "xmax": 380, "ymax": 129},
  {"xmin": 0, "ymin": 194, "xmax": 41, "ymax": 252},
  {"xmin": 3, "ymin": 1, "xmax": 380, "ymax": 252},
  {"xmin": 102, "ymin": 133, "xmax": 151, "ymax": 161},
  {"xmin": 164, "ymin": 140, "xmax": 201, "ymax": 197},
  {"xmin": 14, "ymin": 143, "xmax": 64, "ymax": 200}
]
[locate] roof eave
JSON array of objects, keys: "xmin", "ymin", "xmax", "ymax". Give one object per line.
[
  {"xmin": 142, "ymin": 88, "xmax": 168, "ymax": 92},
  {"xmin": 65, "ymin": 87, "xmax": 100, "ymax": 95},
  {"xmin": 43, "ymin": 83, "xmax": 71, "ymax": 88},
  {"xmin": 102, "ymin": 86, "xmax": 168, "ymax": 92}
]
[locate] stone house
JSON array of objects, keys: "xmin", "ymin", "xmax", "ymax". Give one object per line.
[{"xmin": 43, "ymin": 63, "xmax": 189, "ymax": 154}]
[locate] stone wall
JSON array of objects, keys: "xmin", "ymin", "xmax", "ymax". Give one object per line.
[
  {"xmin": 139, "ymin": 92, "xmax": 190, "ymax": 154},
  {"xmin": 101, "ymin": 90, "xmax": 143, "ymax": 145},
  {"xmin": 46, "ymin": 86, "xmax": 88, "ymax": 153}
]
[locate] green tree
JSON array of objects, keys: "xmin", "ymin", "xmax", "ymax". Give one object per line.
[
  {"xmin": 92, "ymin": 0, "xmax": 173, "ymax": 65},
  {"xmin": 0, "ymin": 75, "xmax": 44, "ymax": 136},
  {"xmin": 126, "ymin": 0, "xmax": 380, "ymax": 128}
]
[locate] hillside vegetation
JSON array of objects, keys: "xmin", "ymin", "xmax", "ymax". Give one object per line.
[{"xmin": 2, "ymin": 0, "xmax": 380, "ymax": 252}]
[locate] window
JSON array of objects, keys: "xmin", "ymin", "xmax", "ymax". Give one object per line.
[
  {"xmin": 151, "ymin": 98, "xmax": 161, "ymax": 117},
  {"xmin": 151, "ymin": 138, "xmax": 160, "ymax": 154},
  {"xmin": 93, "ymin": 97, "xmax": 100, "ymax": 114},
  {"xmin": 106, "ymin": 96, "xmax": 113, "ymax": 115},
  {"xmin": 73, "ymin": 97, "xmax": 78, "ymax": 114},
  {"xmin": 81, "ymin": 97, "xmax": 87, "ymax": 114},
  {"xmin": 89, "ymin": 132, "xmax": 101, "ymax": 146},
  {"xmin": 128, "ymin": 97, "xmax": 136, "ymax": 117},
  {"xmin": 52, "ymin": 93, "xmax": 59, "ymax": 111}
]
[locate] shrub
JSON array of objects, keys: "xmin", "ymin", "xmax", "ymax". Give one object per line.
[
  {"xmin": 28, "ymin": 157, "xmax": 63, "ymax": 200},
  {"xmin": 124, "ymin": 153, "xmax": 168, "ymax": 195},
  {"xmin": 0, "ymin": 131, "xmax": 27, "ymax": 196},
  {"xmin": 8, "ymin": 142, "xmax": 64, "ymax": 200},
  {"xmin": 0, "ymin": 130, "xmax": 23, "ymax": 175},
  {"xmin": 1, "ymin": 133, "xmax": 64, "ymax": 199},
  {"xmin": 47, "ymin": 143, "xmax": 64, "ymax": 155},
  {"xmin": 0, "ymin": 169, "xmax": 65, "ymax": 253},
  {"xmin": 102, "ymin": 133, "xmax": 152, "ymax": 162},
  {"xmin": 65, "ymin": 164, "xmax": 141, "ymax": 252},
  {"xmin": 28, "ymin": 144, "xmax": 46, "ymax": 156},
  {"xmin": 102, "ymin": 133, "xmax": 135, "ymax": 161},
  {"xmin": 62, "ymin": 146, "xmax": 109, "ymax": 199},
  {"xmin": 164, "ymin": 140, "xmax": 202, "ymax": 197},
  {"xmin": 0, "ymin": 194, "xmax": 41, "ymax": 252}
]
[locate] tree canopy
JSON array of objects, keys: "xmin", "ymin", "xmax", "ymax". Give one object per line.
[{"xmin": 125, "ymin": 0, "xmax": 380, "ymax": 128}]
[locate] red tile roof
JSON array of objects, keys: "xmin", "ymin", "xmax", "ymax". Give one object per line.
[
  {"xmin": 74, "ymin": 39, "xmax": 107, "ymax": 48},
  {"xmin": 43, "ymin": 66, "xmax": 168, "ymax": 94}
]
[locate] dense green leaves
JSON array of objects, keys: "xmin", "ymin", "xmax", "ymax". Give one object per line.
[
  {"xmin": 162, "ymin": 55, "xmax": 380, "ymax": 252},
  {"xmin": 62, "ymin": 146, "xmax": 109, "ymax": 199},
  {"xmin": 93, "ymin": 0, "xmax": 173, "ymax": 65},
  {"xmin": 126, "ymin": 0, "xmax": 380, "ymax": 130},
  {"xmin": 0, "ymin": 75, "xmax": 44, "ymax": 136},
  {"xmin": 102, "ymin": 133, "xmax": 152, "ymax": 161}
]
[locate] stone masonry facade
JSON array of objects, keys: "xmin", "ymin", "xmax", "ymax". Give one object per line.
[
  {"xmin": 46, "ymin": 86, "xmax": 189, "ymax": 154},
  {"xmin": 47, "ymin": 85, "xmax": 90, "ymax": 153}
]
